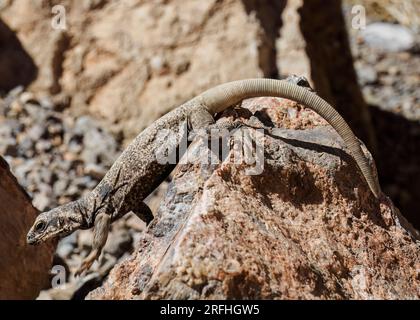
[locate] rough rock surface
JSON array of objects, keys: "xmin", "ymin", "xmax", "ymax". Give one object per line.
[
  {"xmin": 89, "ymin": 97, "xmax": 420, "ymax": 300},
  {"xmin": 0, "ymin": 0, "xmax": 281, "ymax": 139},
  {"xmin": 0, "ymin": 156, "xmax": 55, "ymax": 300}
]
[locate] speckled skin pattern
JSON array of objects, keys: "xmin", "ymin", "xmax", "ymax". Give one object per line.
[
  {"xmin": 27, "ymin": 101, "xmax": 215, "ymax": 273},
  {"xmin": 27, "ymin": 77, "xmax": 381, "ymax": 274}
]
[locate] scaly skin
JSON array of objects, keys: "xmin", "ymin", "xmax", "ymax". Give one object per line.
[{"xmin": 27, "ymin": 78, "xmax": 381, "ymax": 275}]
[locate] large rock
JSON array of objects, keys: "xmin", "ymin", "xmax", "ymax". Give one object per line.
[
  {"xmin": 0, "ymin": 0, "xmax": 280, "ymax": 139},
  {"xmin": 0, "ymin": 157, "xmax": 56, "ymax": 300},
  {"xmin": 89, "ymin": 96, "xmax": 419, "ymax": 299}
]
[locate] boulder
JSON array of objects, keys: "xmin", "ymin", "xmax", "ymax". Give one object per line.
[
  {"xmin": 88, "ymin": 96, "xmax": 420, "ymax": 299},
  {"xmin": 0, "ymin": 157, "xmax": 56, "ymax": 300}
]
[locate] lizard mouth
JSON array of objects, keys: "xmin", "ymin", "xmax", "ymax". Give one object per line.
[
  {"xmin": 26, "ymin": 232, "xmax": 42, "ymax": 245},
  {"xmin": 27, "ymin": 227, "xmax": 67, "ymax": 245},
  {"xmin": 26, "ymin": 227, "xmax": 55, "ymax": 245}
]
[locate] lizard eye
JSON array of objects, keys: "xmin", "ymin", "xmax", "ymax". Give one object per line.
[{"xmin": 35, "ymin": 221, "xmax": 46, "ymax": 232}]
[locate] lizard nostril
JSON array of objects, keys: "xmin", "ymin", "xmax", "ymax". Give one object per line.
[{"xmin": 26, "ymin": 233, "xmax": 34, "ymax": 244}]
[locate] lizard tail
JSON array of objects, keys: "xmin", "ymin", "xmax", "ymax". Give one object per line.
[{"xmin": 195, "ymin": 78, "xmax": 381, "ymax": 198}]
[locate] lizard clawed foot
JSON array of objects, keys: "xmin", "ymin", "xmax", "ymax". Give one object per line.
[
  {"xmin": 75, "ymin": 250, "xmax": 99, "ymax": 276},
  {"xmin": 189, "ymin": 121, "xmax": 244, "ymax": 142},
  {"xmin": 75, "ymin": 213, "xmax": 111, "ymax": 277}
]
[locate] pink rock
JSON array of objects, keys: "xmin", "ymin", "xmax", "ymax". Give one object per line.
[
  {"xmin": 88, "ymin": 97, "xmax": 419, "ymax": 300},
  {"xmin": 0, "ymin": 157, "xmax": 56, "ymax": 300}
]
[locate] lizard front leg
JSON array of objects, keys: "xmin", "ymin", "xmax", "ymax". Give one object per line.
[
  {"xmin": 187, "ymin": 105, "xmax": 242, "ymax": 142},
  {"xmin": 75, "ymin": 212, "xmax": 111, "ymax": 276}
]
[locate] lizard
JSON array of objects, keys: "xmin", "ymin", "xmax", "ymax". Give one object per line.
[{"xmin": 26, "ymin": 77, "xmax": 382, "ymax": 275}]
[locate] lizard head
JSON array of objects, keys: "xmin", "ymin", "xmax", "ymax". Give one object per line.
[{"xmin": 27, "ymin": 200, "xmax": 86, "ymax": 245}]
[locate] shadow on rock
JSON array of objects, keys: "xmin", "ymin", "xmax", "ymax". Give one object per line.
[
  {"xmin": 371, "ymin": 105, "xmax": 420, "ymax": 230},
  {"xmin": 0, "ymin": 19, "xmax": 37, "ymax": 92}
]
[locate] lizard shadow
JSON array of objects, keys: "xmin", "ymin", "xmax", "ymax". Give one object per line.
[
  {"xmin": 261, "ymin": 130, "xmax": 386, "ymax": 227},
  {"xmin": 370, "ymin": 105, "xmax": 420, "ymax": 230},
  {"xmin": 220, "ymin": 105, "xmax": 386, "ymax": 226}
]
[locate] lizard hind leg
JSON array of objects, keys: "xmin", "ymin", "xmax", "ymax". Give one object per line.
[{"xmin": 75, "ymin": 213, "xmax": 111, "ymax": 276}]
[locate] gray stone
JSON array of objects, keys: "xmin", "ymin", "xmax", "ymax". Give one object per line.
[
  {"xmin": 25, "ymin": 104, "xmax": 48, "ymax": 124},
  {"xmin": 77, "ymin": 230, "xmax": 93, "ymax": 250},
  {"xmin": 67, "ymin": 141, "xmax": 83, "ymax": 154},
  {"xmin": 74, "ymin": 176, "xmax": 96, "ymax": 188},
  {"xmin": 35, "ymin": 140, "xmax": 52, "ymax": 153},
  {"xmin": 74, "ymin": 116, "xmax": 96, "ymax": 135},
  {"xmin": 39, "ymin": 96, "xmax": 54, "ymax": 110},
  {"xmin": 356, "ymin": 64, "xmax": 378, "ymax": 85},
  {"xmin": 13, "ymin": 159, "xmax": 36, "ymax": 182},
  {"xmin": 2, "ymin": 119, "xmax": 22, "ymax": 136},
  {"xmin": 62, "ymin": 232, "xmax": 78, "ymax": 246},
  {"xmin": 27, "ymin": 124, "xmax": 46, "ymax": 141},
  {"xmin": 53, "ymin": 179, "xmax": 69, "ymax": 195},
  {"xmin": 103, "ymin": 229, "xmax": 132, "ymax": 257},
  {"xmin": 57, "ymin": 160, "xmax": 73, "ymax": 172},
  {"xmin": 82, "ymin": 129, "xmax": 118, "ymax": 166},
  {"xmin": 37, "ymin": 183, "xmax": 53, "ymax": 196},
  {"xmin": 6, "ymin": 86, "xmax": 24, "ymax": 99},
  {"xmin": 72, "ymin": 116, "xmax": 119, "ymax": 166},
  {"xmin": 19, "ymin": 92, "xmax": 38, "ymax": 105},
  {"xmin": 2, "ymin": 142, "xmax": 18, "ymax": 157},
  {"xmin": 0, "ymin": 125, "xmax": 17, "ymax": 155},
  {"xmin": 32, "ymin": 193, "xmax": 51, "ymax": 211},
  {"xmin": 361, "ymin": 23, "xmax": 415, "ymax": 52},
  {"xmin": 0, "ymin": 125, "xmax": 14, "ymax": 140},
  {"xmin": 84, "ymin": 163, "xmax": 106, "ymax": 180},
  {"xmin": 17, "ymin": 136, "xmax": 35, "ymax": 157},
  {"xmin": 56, "ymin": 243, "xmax": 74, "ymax": 259},
  {"xmin": 65, "ymin": 184, "xmax": 80, "ymax": 197}
]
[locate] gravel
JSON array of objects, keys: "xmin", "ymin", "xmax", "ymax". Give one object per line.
[
  {"xmin": 0, "ymin": 91, "xmax": 120, "ymax": 210},
  {"xmin": 0, "ymin": 88, "xmax": 145, "ymax": 298}
]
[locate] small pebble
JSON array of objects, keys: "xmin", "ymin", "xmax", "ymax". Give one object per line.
[
  {"xmin": 32, "ymin": 193, "xmax": 51, "ymax": 211},
  {"xmin": 84, "ymin": 163, "xmax": 106, "ymax": 180}
]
